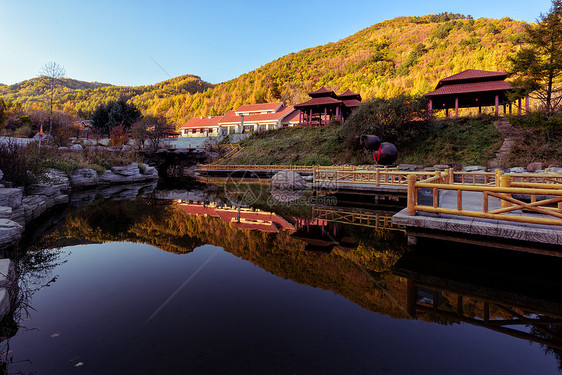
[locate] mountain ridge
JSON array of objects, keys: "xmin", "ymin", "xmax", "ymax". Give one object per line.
[{"xmin": 1, "ymin": 13, "xmax": 527, "ymax": 126}]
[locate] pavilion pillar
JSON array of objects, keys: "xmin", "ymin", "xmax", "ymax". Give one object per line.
[
  {"xmin": 445, "ymin": 108, "xmax": 449, "ymax": 117},
  {"xmin": 495, "ymin": 95, "xmax": 499, "ymax": 116},
  {"xmin": 518, "ymin": 98, "xmax": 522, "ymax": 115},
  {"xmin": 324, "ymin": 107, "xmax": 327, "ymax": 126},
  {"xmin": 479, "ymin": 106, "xmax": 482, "ymax": 114},
  {"xmin": 509, "ymin": 103, "xmax": 512, "ymax": 115},
  {"xmin": 336, "ymin": 106, "xmax": 340, "ymax": 121},
  {"xmin": 299, "ymin": 110, "xmax": 302, "ymax": 125},
  {"xmin": 309, "ymin": 109, "xmax": 312, "ymax": 126},
  {"xmin": 503, "ymin": 104, "xmax": 506, "ymax": 115},
  {"xmin": 428, "ymin": 99, "xmax": 433, "ymax": 116},
  {"xmin": 455, "ymin": 97, "xmax": 459, "ymax": 118},
  {"xmin": 525, "ymin": 96, "xmax": 529, "ymax": 113}
]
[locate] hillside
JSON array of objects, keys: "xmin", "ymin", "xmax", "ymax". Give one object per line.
[
  {"xmin": 0, "ymin": 74, "xmax": 213, "ymax": 117},
  {"xmin": 1, "ymin": 14, "xmax": 527, "ymax": 126}
]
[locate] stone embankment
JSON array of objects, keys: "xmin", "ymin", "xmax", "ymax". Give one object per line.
[{"xmin": 0, "ymin": 163, "xmax": 159, "ymax": 249}]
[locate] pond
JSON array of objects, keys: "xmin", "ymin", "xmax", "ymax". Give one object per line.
[{"xmin": 2, "ymin": 185, "xmax": 562, "ymax": 374}]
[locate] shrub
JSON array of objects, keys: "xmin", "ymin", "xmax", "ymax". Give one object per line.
[
  {"xmin": 15, "ymin": 125, "xmax": 33, "ymax": 138},
  {"xmin": 0, "ymin": 140, "xmax": 43, "ymax": 187},
  {"xmin": 342, "ymin": 94, "xmax": 428, "ymax": 150}
]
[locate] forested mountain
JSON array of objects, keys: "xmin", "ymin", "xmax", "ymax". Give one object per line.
[{"xmin": 1, "ymin": 14, "xmax": 527, "ymax": 126}]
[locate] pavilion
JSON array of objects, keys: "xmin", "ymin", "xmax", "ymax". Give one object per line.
[
  {"xmin": 424, "ymin": 69, "xmax": 529, "ymax": 117},
  {"xmin": 294, "ymin": 87, "xmax": 362, "ymax": 126}
]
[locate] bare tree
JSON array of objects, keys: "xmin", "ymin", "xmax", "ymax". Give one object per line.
[{"xmin": 39, "ymin": 62, "xmax": 66, "ymax": 142}]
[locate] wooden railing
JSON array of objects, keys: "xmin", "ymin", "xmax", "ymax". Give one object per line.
[
  {"xmin": 198, "ymin": 164, "xmax": 398, "ymax": 172},
  {"xmin": 407, "ymin": 169, "xmax": 562, "ymax": 226},
  {"xmin": 314, "ymin": 169, "xmax": 437, "ymax": 186}
]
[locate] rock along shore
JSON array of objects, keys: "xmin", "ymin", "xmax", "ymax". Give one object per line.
[{"xmin": 0, "ymin": 163, "xmax": 159, "ymax": 249}]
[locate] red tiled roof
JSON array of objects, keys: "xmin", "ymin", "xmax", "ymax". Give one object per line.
[
  {"xmin": 342, "ymin": 99, "xmax": 361, "ymax": 108},
  {"xmin": 440, "ymin": 69, "xmax": 507, "ymax": 83},
  {"xmin": 294, "ymin": 97, "xmax": 342, "ymax": 109},
  {"xmin": 220, "ymin": 106, "xmax": 296, "ymax": 125},
  {"xmin": 337, "ymin": 89, "xmax": 361, "ymax": 100},
  {"xmin": 309, "ymin": 86, "xmax": 337, "ymax": 98},
  {"xmin": 235, "ymin": 102, "xmax": 283, "ymax": 114},
  {"xmin": 180, "ymin": 116, "xmax": 221, "ymax": 129},
  {"xmin": 281, "ymin": 109, "xmax": 301, "ymax": 124},
  {"xmin": 425, "ymin": 80, "xmax": 514, "ymax": 97}
]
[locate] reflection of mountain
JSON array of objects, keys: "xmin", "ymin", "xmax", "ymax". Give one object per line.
[{"xmin": 393, "ymin": 246, "xmax": 562, "ymax": 366}]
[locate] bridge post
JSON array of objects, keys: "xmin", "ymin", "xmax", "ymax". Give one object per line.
[
  {"xmin": 407, "ymin": 175, "xmax": 416, "ymax": 215},
  {"xmin": 500, "ymin": 175, "xmax": 512, "ymax": 209},
  {"xmin": 495, "ymin": 169, "xmax": 503, "ymax": 187}
]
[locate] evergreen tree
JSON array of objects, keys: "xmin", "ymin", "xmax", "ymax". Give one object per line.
[
  {"xmin": 509, "ymin": 0, "xmax": 562, "ymax": 114},
  {"xmin": 91, "ymin": 99, "xmax": 142, "ymax": 135}
]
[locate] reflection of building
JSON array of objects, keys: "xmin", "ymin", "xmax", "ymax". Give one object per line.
[{"xmin": 177, "ymin": 202, "xmax": 295, "ymax": 233}]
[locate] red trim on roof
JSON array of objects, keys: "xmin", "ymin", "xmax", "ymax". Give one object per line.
[
  {"xmin": 294, "ymin": 97, "xmax": 342, "ymax": 109},
  {"xmin": 180, "ymin": 116, "xmax": 221, "ymax": 129},
  {"xmin": 219, "ymin": 106, "xmax": 296, "ymax": 125},
  {"xmin": 235, "ymin": 102, "xmax": 283, "ymax": 114},
  {"xmin": 425, "ymin": 80, "xmax": 513, "ymax": 97}
]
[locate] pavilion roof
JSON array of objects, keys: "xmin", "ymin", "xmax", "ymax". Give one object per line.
[
  {"xmin": 337, "ymin": 89, "xmax": 362, "ymax": 101},
  {"xmin": 425, "ymin": 80, "xmax": 514, "ymax": 97},
  {"xmin": 435, "ymin": 69, "xmax": 508, "ymax": 89},
  {"xmin": 308, "ymin": 86, "xmax": 337, "ymax": 98},
  {"xmin": 294, "ymin": 97, "xmax": 342, "ymax": 109},
  {"xmin": 342, "ymin": 99, "xmax": 362, "ymax": 108}
]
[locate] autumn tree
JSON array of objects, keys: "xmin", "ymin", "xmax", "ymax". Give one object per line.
[
  {"xmin": 509, "ymin": 0, "xmax": 562, "ymax": 114},
  {"xmin": 138, "ymin": 115, "xmax": 176, "ymax": 150},
  {"xmin": 91, "ymin": 99, "xmax": 142, "ymax": 136},
  {"xmin": 39, "ymin": 62, "xmax": 65, "ymax": 142}
]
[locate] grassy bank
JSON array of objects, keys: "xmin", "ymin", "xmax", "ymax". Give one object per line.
[{"xmin": 223, "ymin": 116, "xmax": 503, "ymax": 167}]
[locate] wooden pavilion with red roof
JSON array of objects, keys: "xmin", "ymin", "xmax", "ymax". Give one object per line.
[
  {"xmin": 294, "ymin": 87, "xmax": 362, "ymax": 126},
  {"xmin": 424, "ymin": 69, "xmax": 528, "ymax": 117}
]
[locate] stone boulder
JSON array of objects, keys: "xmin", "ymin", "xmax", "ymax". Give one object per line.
[
  {"xmin": 0, "ymin": 219, "xmax": 23, "ymax": 248},
  {"xmin": 509, "ymin": 167, "xmax": 527, "ymax": 173},
  {"xmin": 0, "ymin": 169, "xmax": 3, "ymax": 181},
  {"xmin": 70, "ymin": 168, "xmax": 99, "ymax": 188},
  {"xmin": 111, "ymin": 163, "xmax": 140, "ymax": 176},
  {"xmin": 463, "ymin": 166, "xmax": 487, "ymax": 172},
  {"xmin": 70, "ymin": 144, "xmax": 83, "ymax": 151},
  {"xmin": 271, "ymin": 171, "xmax": 306, "ymax": 190},
  {"xmin": 0, "ymin": 188, "xmax": 23, "ymax": 209},
  {"xmin": 527, "ymin": 162, "xmax": 544, "ymax": 173}
]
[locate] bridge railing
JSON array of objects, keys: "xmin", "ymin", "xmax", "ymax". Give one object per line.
[
  {"xmin": 314, "ymin": 169, "xmax": 437, "ymax": 186},
  {"xmin": 407, "ymin": 170, "xmax": 562, "ymax": 226}
]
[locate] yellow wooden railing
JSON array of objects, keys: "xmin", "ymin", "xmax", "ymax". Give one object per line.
[
  {"xmin": 407, "ymin": 169, "xmax": 562, "ymax": 226},
  {"xmin": 314, "ymin": 169, "xmax": 435, "ymax": 186}
]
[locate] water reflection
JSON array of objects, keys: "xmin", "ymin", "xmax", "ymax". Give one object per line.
[{"xmin": 3, "ymin": 186, "xmax": 562, "ymax": 373}]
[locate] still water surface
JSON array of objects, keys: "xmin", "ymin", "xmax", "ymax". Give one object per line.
[{"xmin": 4, "ymin": 189, "xmax": 562, "ymax": 374}]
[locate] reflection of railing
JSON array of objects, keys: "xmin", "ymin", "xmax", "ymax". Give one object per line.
[
  {"xmin": 407, "ymin": 279, "xmax": 562, "ymax": 351},
  {"xmin": 407, "ymin": 169, "xmax": 562, "ymax": 226},
  {"xmin": 312, "ymin": 206, "xmax": 405, "ymax": 231}
]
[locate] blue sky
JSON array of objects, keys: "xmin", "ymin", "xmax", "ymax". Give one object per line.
[{"xmin": 0, "ymin": 0, "xmax": 553, "ymax": 87}]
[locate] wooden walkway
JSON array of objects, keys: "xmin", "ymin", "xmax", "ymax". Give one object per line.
[{"xmin": 394, "ymin": 169, "xmax": 562, "ymax": 252}]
